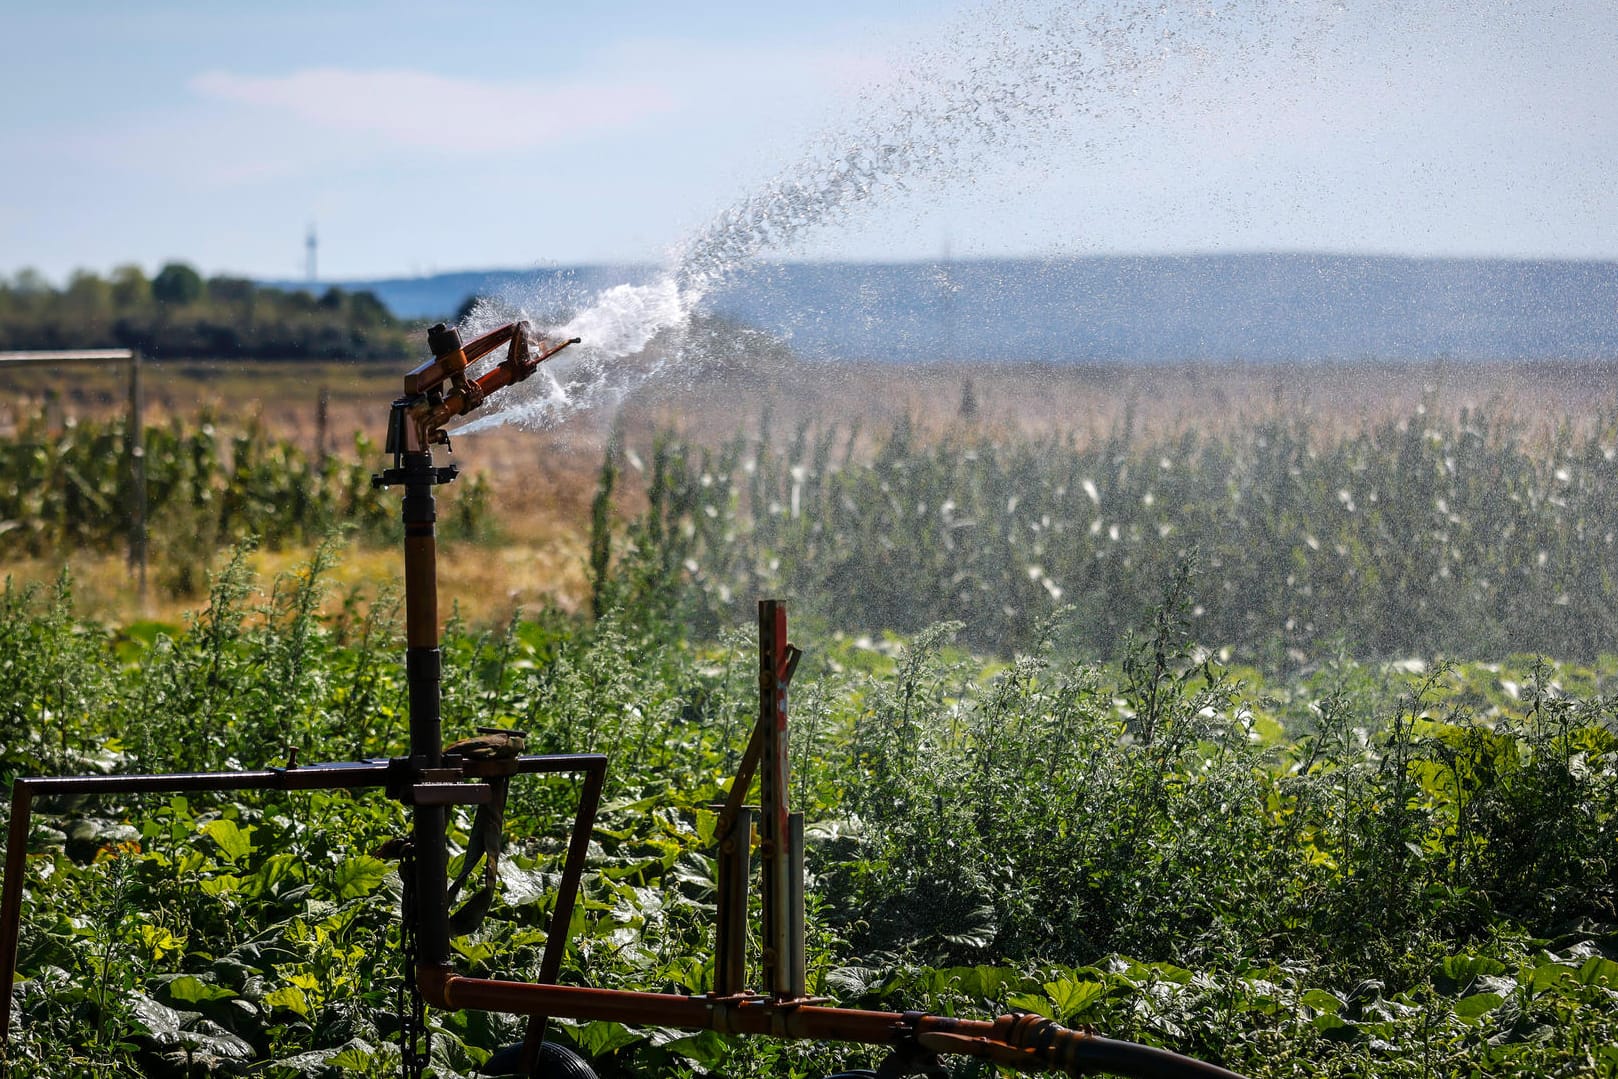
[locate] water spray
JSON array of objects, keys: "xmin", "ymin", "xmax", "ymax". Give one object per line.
[{"xmin": 454, "ymin": 1, "xmax": 1342, "ymax": 436}]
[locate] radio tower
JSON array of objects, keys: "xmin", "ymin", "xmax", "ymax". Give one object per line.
[{"xmin": 305, "ymin": 224, "xmax": 318, "ymax": 284}]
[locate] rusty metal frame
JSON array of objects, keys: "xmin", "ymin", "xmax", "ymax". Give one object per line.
[{"xmin": 0, "ymin": 753, "xmax": 604, "ymax": 1049}]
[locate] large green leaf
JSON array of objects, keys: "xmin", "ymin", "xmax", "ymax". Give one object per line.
[
  {"xmin": 202, "ymin": 819, "xmax": 255, "ymax": 862},
  {"xmin": 1300, "ymin": 988, "xmax": 1344, "ymax": 1014},
  {"xmin": 1043, "ymin": 976, "xmax": 1105, "ymax": 1021},
  {"xmin": 1577, "ymin": 956, "xmax": 1618, "ymax": 989},
  {"xmin": 571, "ymin": 1020, "xmax": 642, "ymax": 1056},
  {"xmin": 166, "ymin": 975, "xmax": 236, "ymax": 1004},
  {"xmin": 331, "ymin": 854, "xmax": 389, "ymax": 900},
  {"xmin": 1437, "ymin": 953, "xmax": 1507, "ymax": 992},
  {"xmin": 1453, "ymin": 992, "xmax": 1504, "ymax": 1021},
  {"xmin": 262, "ymin": 985, "xmax": 311, "ymax": 1018}
]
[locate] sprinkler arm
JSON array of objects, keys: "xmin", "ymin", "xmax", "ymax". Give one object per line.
[{"xmin": 402, "ymin": 320, "xmax": 579, "ymax": 447}]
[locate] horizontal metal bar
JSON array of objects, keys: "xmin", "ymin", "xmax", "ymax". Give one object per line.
[
  {"xmin": 510, "ymin": 754, "xmax": 608, "ymax": 775},
  {"xmin": 412, "ymin": 783, "xmax": 493, "ymax": 806},
  {"xmin": 430, "ymin": 971, "xmax": 908, "ymax": 1042},
  {"xmin": 12, "ymin": 760, "xmax": 392, "ymax": 797},
  {"xmin": 423, "ymin": 973, "xmax": 1251, "ymax": 1079},
  {"xmin": 9, "ymin": 754, "xmax": 608, "ymax": 799},
  {"xmin": 0, "ymin": 350, "xmax": 136, "ymax": 365}
]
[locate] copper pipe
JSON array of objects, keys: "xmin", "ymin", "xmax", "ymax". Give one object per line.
[
  {"xmin": 413, "ymin": 333, "xmax": 579, "ymax": 435},
  {"xmin": 420, "ymin": 969, "xmax": 1248, "ymax": 1079},
  {"xmin": 404, "ymin": 536, "xmax": 438, "ymax": 651},
  {"xmin": 400, "ymin": 445, "xmax": 451, "ymax": 969}
]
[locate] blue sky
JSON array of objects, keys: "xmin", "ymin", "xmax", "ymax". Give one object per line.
[{"xmin": 4, "ymin": 1, "xmax": 1615, "ymax": 282}]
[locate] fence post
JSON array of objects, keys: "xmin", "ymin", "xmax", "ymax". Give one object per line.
[
  {"xmin": 127, "ymin": 352, "xmax": 146, "ymax": 598},
  {"xmin": 316, "ymin": 385, "xmax": 330, "ymax": 464}
]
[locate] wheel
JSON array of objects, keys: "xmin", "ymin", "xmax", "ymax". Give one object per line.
[{"xmin": 481, "ymin": 1039, "xmax": 599, "ymax": 1078}]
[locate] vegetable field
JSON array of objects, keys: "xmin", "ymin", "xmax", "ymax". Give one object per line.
[{"xmin": 1, "ymin": 385, "xmax": 1616, "ymax": 1078}]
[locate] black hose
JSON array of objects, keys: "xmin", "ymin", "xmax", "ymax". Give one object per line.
[{"xmin": 1066, "ymin": 1034, "xmax": 1249, "ymax": 1079}]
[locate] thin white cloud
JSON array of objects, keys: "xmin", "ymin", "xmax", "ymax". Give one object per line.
[{"xmin": 189, "ymin": 67, "xmax": 681, "ymax": 150}]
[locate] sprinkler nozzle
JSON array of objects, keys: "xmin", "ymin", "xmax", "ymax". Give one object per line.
[{"xmin": 402, "ymin": 321, "xmax": 580, "ymax": 446}]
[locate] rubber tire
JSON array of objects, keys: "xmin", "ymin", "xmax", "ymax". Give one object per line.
[{"xmin": 480, "ymin": 1040, "xmax": 599, "ymax": 1078}]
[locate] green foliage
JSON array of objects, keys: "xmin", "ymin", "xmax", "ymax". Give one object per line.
[
  {"xmin": 602, "ymin": 407, "xmax": 1618, "ymax": 662},
  {"xmin": 151, "ymin": 263, "xmax": 204, "ymax": 307},
  {"xmin": 0, "ymin": 264, "xmax": 410, "ymax": 360},
  {"xmin": 0, "ymin": 552, "xmax": 1614, "ymax": 1077}
]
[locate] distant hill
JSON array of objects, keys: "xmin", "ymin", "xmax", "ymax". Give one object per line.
[{"xmin": 270, "ymin": 254, "xmax": 1618, "ymax": 363}]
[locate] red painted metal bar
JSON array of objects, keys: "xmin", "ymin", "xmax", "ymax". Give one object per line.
[
  {"xmin": 715, "ymin": 723, "xmax": 763, "ymax": 847},
  {"xmin": 757, "ymin": 599, "xmax": 796, "ymax": 998},
  {"xmin": 715, "ymin": 642, "xmax": 799, "ymax": 848}
]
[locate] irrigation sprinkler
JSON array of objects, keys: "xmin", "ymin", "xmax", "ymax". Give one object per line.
[{"xmin": 1, "ymin": 322, "xmax": 1251, "ymax": 1079}]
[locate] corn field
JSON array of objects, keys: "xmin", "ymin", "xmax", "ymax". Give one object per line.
[
  {"xmin": 0, "ymin": 414, "xmax": 492, "ymax": 594},
  {"xmin": 603, "ymin": 404, "xmax": 1618, "ymax": 661}
]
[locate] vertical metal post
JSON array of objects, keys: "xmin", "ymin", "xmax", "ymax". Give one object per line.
[
  {"xmin": 0, "ymin": 782, "xmax": 35, "ymax": 1045},
  {"xmin": 758, "ymin": 600, "xmax": 795, "ymax": 998},
  {"xmin": 126, "ymin": 352, "xmax": 146, "ymax": 599},
  {"xmin": 713, "ymin": 806, "xmax": 752, "ymax": 996},
  {"xmin": 788, "ymin": 812, "xmax": 806, "ymax": 995},
  {"xmin": 316, "ymin": 386, "xmax": 329, "ymax": 464},
  {"xmin": 402, "ymin": 444, "xmax": 450, "ymax": 970}
]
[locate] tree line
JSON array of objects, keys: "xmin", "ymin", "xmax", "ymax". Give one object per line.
[{"xmin": 0, "ymin": 263, "xmax": 414, "ymax": 360}]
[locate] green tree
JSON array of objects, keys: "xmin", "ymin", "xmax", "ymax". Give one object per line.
[
  {"xmin": 0, "ymin": 263, "xmax": 410, "ymax": 358},
  {"xmin": 349, "ymin": 290, "xmax": 391, "ymax": 327},
  {"xmin": 109, "ymin": 264, "xmax": 150, "ymax": 307},
  {"xmin": 11, "ymin": 267, "xmax": 50, "ymax": 295},
  {"xmin": 151, "ymin": 262, "xmax": 204, "ymax": 305},
  {"xmin": 206, "ymin": 275, "xmax": 255, "ymax": 304},
  {"xmin": 64, "ymin": 270, "xmax": 113, "ymax": 319}
]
